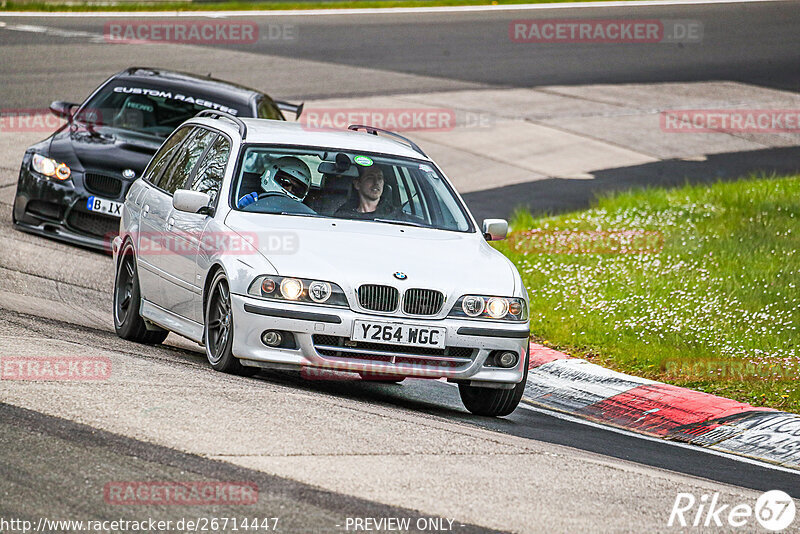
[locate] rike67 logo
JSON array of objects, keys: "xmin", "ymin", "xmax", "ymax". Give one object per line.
[{"xmin": 669, "ymin": 490, "xmax": 796, "ymax": 531}]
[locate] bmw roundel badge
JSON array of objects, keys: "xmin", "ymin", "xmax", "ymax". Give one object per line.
[
  {"xmin": 393, "ymin": 272, "xmax": 407, "ymax": 280},
  {"xmin": 122, "ymin": 169, "xmax": 136, "ymax": 179}
]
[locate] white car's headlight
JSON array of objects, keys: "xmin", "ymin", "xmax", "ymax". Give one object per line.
[
  {"xmin": 32, "ymin": 153, "xmax": 71, "ymax": 181},
  {"xmin": 449, "ymin": 295, "xmax": 528, "ymax": 322},
  {"xmin": 280, "ymin": 278, "xmax": 303, "ymax": 300},
  {"xmin": 248, "ymin": 275, "xmax": 348, "ymax": 307}
]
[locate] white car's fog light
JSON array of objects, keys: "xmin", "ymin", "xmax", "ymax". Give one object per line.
[
  {"xmin": 496, "ymin": 351, "xmax": 518, "ymax": 368},
  {"xmin": 261, "ymin": 330, "xmax": 283, "ymax": 347},
  {"xmin": 486, "ymin": 297, "xmax": 509, "ymax": 319},
  {"xmin": 308, "ymin": 281, "xmax": 331, "ymax": 303},
  {"xmin": 280, "ymin": 278, "xmax": 303, "ymax": 300},
  {"xmin": 462, "ymin": 295, "xmax": 484, "ymax": 317}
]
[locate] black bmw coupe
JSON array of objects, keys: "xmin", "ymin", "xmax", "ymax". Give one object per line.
[{"xmin": 12, "ymin": 67, "xmax": 301, "ymax": 251}]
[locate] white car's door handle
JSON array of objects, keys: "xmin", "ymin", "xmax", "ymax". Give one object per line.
[
  {"xmin": 167, "ymin": 217, "xmax": 175, "ymax": 229},
  {"xmin": 142, "ymin": 204, "xmax": 150, "ymax": 218}
]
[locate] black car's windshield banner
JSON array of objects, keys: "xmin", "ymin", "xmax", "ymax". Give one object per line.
[{"xmin": 112, "ymin": 86, "xmax": 239, "ymax": 116}]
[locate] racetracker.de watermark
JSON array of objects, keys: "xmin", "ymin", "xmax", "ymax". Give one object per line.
[
  {"xmin": 509, "ymin": 229, "xmax": 664, "ymax": 255},
  {"xmin": 104, "ymin": 20, "xmax": 296, "ymax": 44},
  {"xmin": 663, "ymin": 359, "xmax": 795, "ymax": 381},
  {"xmin": 0, "ymin": 108, "xmax": 65, "ymax": 133},
  {"xmin": 510, "ymin": 19, "xmax": 702, "ymax": 43},
  {"xmin": 112, "ymin": 231, "xmax": 299, "ymax": 256},
  {"xmin": 661, "ymin": 109, "xmax": 800, "ymax": 133},
  {"xmin": 300, "ymin": 355, "xmax": 482, "ymax": 381},
  {"xmin": 1, "ymin": 356, "xmax": 111, "ymax": 381},
  {"xmin": 0, "ymin": 107, "xmax": 112, "ymax": 133},
  {"xmin": 104, "ymin": 481, "xmax": 258, "ymax": 506},
  {"xmin": 300, "ymin": 108, "xmax": 491, "ymax": 132}
]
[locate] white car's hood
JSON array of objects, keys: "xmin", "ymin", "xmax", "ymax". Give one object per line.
[{"xmin": 225, "ymin": 211, "xmax": 517, "ymax": 297}]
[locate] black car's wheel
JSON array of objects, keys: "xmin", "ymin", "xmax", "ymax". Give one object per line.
[
  {"xmin": 113, "ymin": 243, "xmax": 168, "ymax": 344},
  {"xmin": 204, "ymin": 271, "xmax": 256, "ymax": 376},
  {"xmin": 459, "ymin": 347, "xmax": 529, "ymax": 417}
]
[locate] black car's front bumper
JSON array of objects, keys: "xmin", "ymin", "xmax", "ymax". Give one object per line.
[{"xmin": 13, "ymin": 162, "xmax": 127, "ymax": 252}]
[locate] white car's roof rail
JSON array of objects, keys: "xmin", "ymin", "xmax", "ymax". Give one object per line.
[
  {"xmin": 348, "ymin": 124, "xmax": 427, "ymax": 158},
  {"xmin": 195, "ymin": 110, "xmax": 247, "ymax": 139}
]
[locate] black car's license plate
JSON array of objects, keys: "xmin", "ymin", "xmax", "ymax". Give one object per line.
[{"xmin": 87, "ymin": 196, "xmax": 123, "ymax": 218}]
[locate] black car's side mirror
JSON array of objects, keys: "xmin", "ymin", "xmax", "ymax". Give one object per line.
[{"xmin": 49, "ymin": 101, "xmax": 78, "ymax": 120}]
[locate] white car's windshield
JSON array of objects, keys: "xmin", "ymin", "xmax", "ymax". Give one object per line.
[{"xmin": 231, "ymin": 146, "xmax": 473, "ymax": 232}]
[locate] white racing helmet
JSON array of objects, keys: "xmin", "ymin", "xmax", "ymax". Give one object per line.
[{"xmin": 260, "ymin": 156, "xmax": 312, "ymax": 201}]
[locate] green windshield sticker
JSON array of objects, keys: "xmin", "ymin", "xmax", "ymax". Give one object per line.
[{"xmin": 354, "ymin": 156, "xmax": 373, "ymax": 167}]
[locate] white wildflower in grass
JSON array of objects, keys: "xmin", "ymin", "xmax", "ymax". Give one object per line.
[{"xmin": 496, "ymin": 175, "xmax": 800, "ymax": 413}]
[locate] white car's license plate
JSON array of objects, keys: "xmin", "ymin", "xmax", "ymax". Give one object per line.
[
  {"xmin": 87, "ymin": 196, "xmax": 123, "ymax": 218},
  {"xmin": 352, "ymin": 320, "xmax": 446, "ymax": 349}
]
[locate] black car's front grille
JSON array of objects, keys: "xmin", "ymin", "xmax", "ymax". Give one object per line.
[
  {"xmin": 25, "ymin": 200, "xmax": 64, "ymax": 221},
  {"xmin": 84, "ymin": 173, "xmax": 123, "ymax": 198},
  {"xmin": 67, "ymin": 208, "xmax": 119, "ymax": 239},
  {"xmin": 357, "ymin": 284, "xmax": 399, "ymax": 312},
  {"xmin": 402, "ymin": 288, "xmax": 445, "ymax": 316},
  {"xmin": 312, "ymin": 334, "xmax": 475, "ymax": 370}
]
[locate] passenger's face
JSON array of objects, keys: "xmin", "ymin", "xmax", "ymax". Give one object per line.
[{"xmin": 355, "ymin": 168, "xmax": 384, "ymax": 202}]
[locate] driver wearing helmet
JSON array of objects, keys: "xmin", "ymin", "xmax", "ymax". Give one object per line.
[{"xmin": 237, "ymin": 156, "xmax": 312, "ymax": 209}]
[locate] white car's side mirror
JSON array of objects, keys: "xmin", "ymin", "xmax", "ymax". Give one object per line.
[
  {"xmin": 482, "ymin": 219, "xmax": 508, "ymax": 241},
  {"xmin": 173, "ymin": 189, "xmax": 212, "ymax": 214}
]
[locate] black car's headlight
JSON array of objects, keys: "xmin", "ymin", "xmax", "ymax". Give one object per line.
[
  {"xmin": 31, "ymin": 153, "xmax": 72, "ymax": 181},
  {"xmin": 449, "ymin": 295, "xmax": 528, "ymax": 322},
  {"xmin": 247, "ymin": 275, "xmax": 348, "ymax": 307}
]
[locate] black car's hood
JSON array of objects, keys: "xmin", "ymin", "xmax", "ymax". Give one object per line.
[{"xmin": 47, "ymin": 125, "xmax": 163, "ymax": 177}]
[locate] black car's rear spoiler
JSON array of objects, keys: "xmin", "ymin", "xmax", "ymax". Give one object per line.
[{"xmin": 275, "ymin": 100, "xmax": 304, "ymax": 120}]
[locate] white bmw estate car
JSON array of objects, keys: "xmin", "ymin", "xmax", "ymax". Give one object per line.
[{"xmin": 112, "ymin": 111, "xmax": 530, "ymax": 416}]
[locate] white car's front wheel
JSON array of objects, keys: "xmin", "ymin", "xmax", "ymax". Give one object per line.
[
  {"xmin": 204, "ymin": 271, "xmax": 256, "ymax": 376},
  {"xmin": 459, "ymin": 347, "xmax": 529, "ymax": 417}
]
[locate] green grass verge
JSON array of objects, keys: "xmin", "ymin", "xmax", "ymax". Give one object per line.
[
  {"xmin": 493, "ymin": 175, "xmax": 800, "ymax": 413},
  {"xmin": 1, "ymin": 0, "xmax": 642, "ymax": 12}
]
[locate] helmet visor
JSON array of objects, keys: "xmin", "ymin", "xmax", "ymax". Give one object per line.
[{"xmin": 274, "ymin": 169, "xmax": 309, "ymax": 199}]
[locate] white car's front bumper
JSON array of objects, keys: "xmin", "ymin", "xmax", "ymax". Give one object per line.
[{"xmin": 230, "ymin": 294, "xmax": 530, "ymax": 386}]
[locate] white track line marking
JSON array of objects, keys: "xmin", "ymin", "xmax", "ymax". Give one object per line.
[
  {"xmin": 0, "ymin": 0, "xmax": 790, "ymax": 18},
  {"xmin": 0, "ymin": 21, "xmax": 104, "ymax": 40},
  {"xmin": 440, "ymin": 380, "xmax": 798, "ymax": 475},
  {"xmin": 517, "ymin": 400, "xmax": 800, "ymax": 476}
]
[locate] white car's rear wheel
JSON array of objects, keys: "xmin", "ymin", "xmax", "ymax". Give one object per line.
[
  {"xmin": 113, "ymin": 243, "xmax": 168, "ymax": 345},
  {"xmin": 204, "ymin": 271, "xmax": 256, "ymax": 376}
]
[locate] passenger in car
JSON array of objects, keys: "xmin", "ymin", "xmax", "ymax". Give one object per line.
[{"xmin": 334, "ymin": 164, "xmax": 399, "ymax": 218}]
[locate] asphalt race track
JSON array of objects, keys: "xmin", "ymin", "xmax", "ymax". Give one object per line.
[
  {"xmin": 2, "ymin": 1, "xmax": 800, "ymax": 105},
  {"xmin": 1, "ymin": 2, "xmax": 800, "ymax": 532}
]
